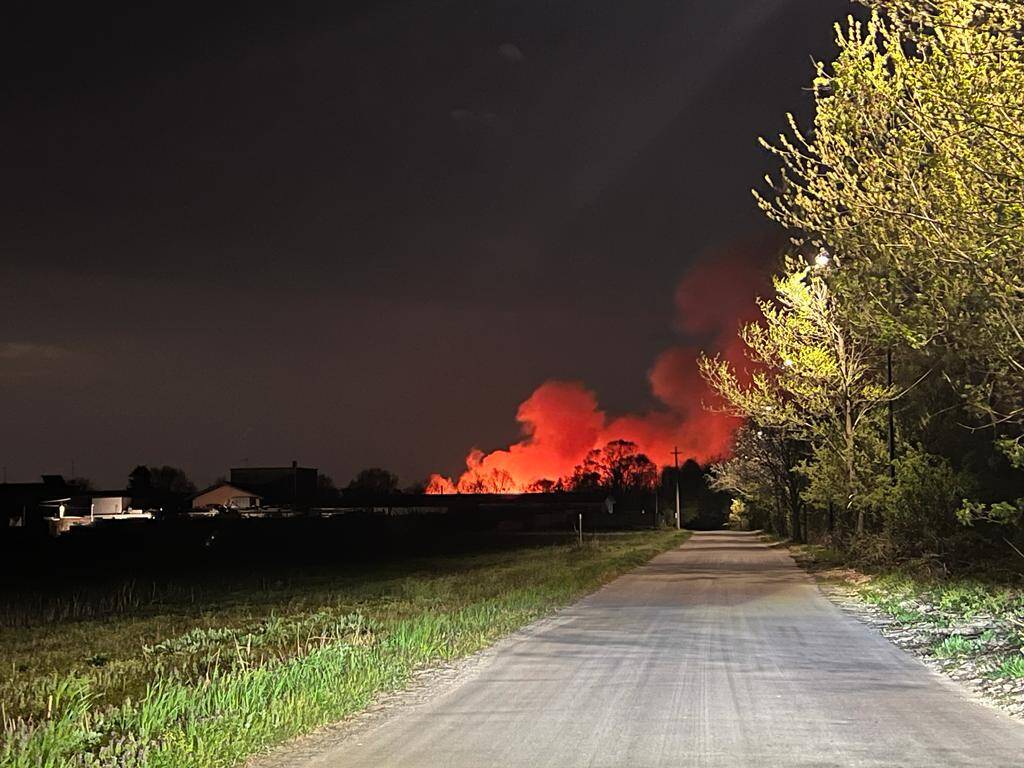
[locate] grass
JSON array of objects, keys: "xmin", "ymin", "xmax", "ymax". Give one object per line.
[
  {"xmin": 995, "ymin": 655, "xmax": 1024, "ymax": 679},
  {"xmin": 858, "ymin": 574, "xmax": 1024, "ymax": 680},
  {"xmin": 853, "ymin": 571, "xmax": 1022, "ymax": 626},
  {"xmin": 0, "ymin": 530, "xmax": 688, "ymax": 767},
  {"xmin": 930, "ymin": 634, "xmax": 984, "ymax": 658},
  {"xmin": 792, "ymin": 544, "xmax": 1024, "ymax": 683}
]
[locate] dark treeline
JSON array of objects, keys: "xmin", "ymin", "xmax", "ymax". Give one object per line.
[{"xmin": 341, "ymin": 442, "xmax": 728, "ymax": 530}]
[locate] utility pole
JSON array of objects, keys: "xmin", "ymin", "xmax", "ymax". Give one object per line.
[{"xmin": 672, "ymin": 446, "xmax": 682, "ymax": 530}]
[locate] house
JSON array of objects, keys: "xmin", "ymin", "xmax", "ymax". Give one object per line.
[
  {"xmin": 0, "ymin": 474, "xmax": 73, "ymax": 528},
  {"xmin": 229, "ymin": 461, "xmax": 317, "ymax": 506},
  {"xmin": 192, "ymin": 482, "xmax": 263, "ymax": 511}
]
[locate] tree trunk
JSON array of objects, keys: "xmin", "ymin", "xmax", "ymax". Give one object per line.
[
  {"xmin": 772, "ymin": 497, "xmax": 782, "ymax": 536},
  {"xmin": 788, "ymin": 471, "xmax": 804, "ymax": 544},
  {"xmin": 849, "ymin": 452, "xmax": 862, "ymax": 536},
  {"xmin": 845, "ymin": 395, "xmax": 862, "ymax": 536},
  {"xmin": 838, "ymin": 332, "xmax": 863, "ymax": 537},
  {"xmin": 790, "ymin": 498, "xmax": 803, "ymax": 543}
]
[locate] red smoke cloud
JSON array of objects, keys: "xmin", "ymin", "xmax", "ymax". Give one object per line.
[{"xmin": 426, "ymin": 237, "xmax": 775, "ymax": 494}]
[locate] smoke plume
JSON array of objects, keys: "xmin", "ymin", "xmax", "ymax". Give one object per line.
[{"xmin": 426, "ymin": 238, "xmax": 774, "ymax": 493}]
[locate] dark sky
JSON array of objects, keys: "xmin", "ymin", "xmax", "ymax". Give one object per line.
[{"xmin": 0, "ymin": 0, "xmax": 851, "ymax": 488}]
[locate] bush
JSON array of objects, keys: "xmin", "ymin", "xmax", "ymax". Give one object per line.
[
  {"xmin": 880, "ymin": 446, "xmax": 972, "ymax": 557},
  {"xmin": 728, "ymin": 499, "xmax": 751, "ymax": 531}
]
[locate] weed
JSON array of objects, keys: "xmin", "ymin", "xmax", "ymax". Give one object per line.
[
  {"xmin": 992, "ymin": 654, "xmax": 1024, "ymax": 679},
  {"xmin": 931, "ymin": 635, "xmax": 981, "ymax": 658}
]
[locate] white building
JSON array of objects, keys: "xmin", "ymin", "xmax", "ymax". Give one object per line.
[{"xmin": 41, "ymin": 491, "xmax": 151, "ymax": 536}]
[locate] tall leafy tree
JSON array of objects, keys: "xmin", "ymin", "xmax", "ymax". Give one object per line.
[
  {"xmin": 701, "ymin": 268, "xmax": 894, "ymax": 535},
  {"xmin": 755, "ymin": 0, "xmax": 1024, "ymax": 427},
  {"xmin": 566, "ymin": 440, "xmax": 658, "ymax": 494},
  {"xmin": 346, "ymin": 467, "xmax": 400, "ymax": 496},
  {"xmin": 754, "ymin": 0, "xmax": 1024, "ymax": 540}
]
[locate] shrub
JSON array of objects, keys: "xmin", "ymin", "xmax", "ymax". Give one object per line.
[
  {"xmin": 880, "ymin": 446, "xmax": 972, "ymax": 557},
  {"xmin": 728, "ymin": 499, "xmax": 751, "ymax": 531}
]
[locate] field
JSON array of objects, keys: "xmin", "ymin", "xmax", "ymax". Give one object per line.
[{"xmin": 0, "ymin": 529, "xmax": 687, "ymax": 767}]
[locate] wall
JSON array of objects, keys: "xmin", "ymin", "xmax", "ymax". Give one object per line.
[{"xmin": 92, "ymin": 497, "xmax": 129, "ymax": 516}]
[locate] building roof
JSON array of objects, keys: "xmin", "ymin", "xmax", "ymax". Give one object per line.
[
  {"xmin": 193, "ymin": 481, "xmax": 264, "ymax": 500},
  {"xmin": 41, "ymin": 490, "xmax": 130, "ymax": 502}
]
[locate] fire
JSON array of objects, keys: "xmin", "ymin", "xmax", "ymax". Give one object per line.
[{"xmin": 426, "ymin": 238, "xmax": 774, "ymax": 494}]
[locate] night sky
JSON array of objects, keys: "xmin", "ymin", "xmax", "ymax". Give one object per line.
[{"xmin": 1, "ymin": 1, "xmax": 851, "ymax": 488}]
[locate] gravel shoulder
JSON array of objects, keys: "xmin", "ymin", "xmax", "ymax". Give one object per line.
[{"xmin": 793, "ymin": 551, "xmax": 1024, "ymax": 721}]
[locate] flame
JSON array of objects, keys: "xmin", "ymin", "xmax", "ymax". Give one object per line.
[{"xmin": 427, "ymin": 237, "xmax": 774, "ymax": 493}]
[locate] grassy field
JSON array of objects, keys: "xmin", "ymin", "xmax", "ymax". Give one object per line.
[{"xmin": 0, "ymin": 530, "xmax": 687, "ymax": 767}]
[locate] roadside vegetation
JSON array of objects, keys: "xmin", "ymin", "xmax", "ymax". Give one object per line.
[
  {"xmin": 793, "ymin": 544, "xmax": 1024, "ymax": 714},
  {"xmin": 701, "ymin": 0, "xmax": 1024, "ymax": 566},
  {"xmin": 0, "ymin": 530, "xmax": 686, "ymax": 768}
]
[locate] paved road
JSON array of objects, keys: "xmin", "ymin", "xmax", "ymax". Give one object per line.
[{"xmin": 270, "ymin": 531, "xmax": 1024, "ymax": 767}]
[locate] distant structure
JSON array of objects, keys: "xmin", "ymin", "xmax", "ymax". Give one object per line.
[
  {"xmin": 230, "ymin": 461, "xmax": 317, "ymax": 507},
  {"xmin": 191, "ymin": 483, "xmax": 263, "ymax": 511},
  {"xmin": 46, "ymin": 491, "xmax": 132, "ymax": 517},
  {"xmin": 0, "ymin": 475, "xmax": 72, "ymax": 528},
  {"xmin": 3, "ymin": 466, "xmax": 201, "ymax": 535},
  {"xmin": 40, "ymin": 489, "xmax": 152, "ymax": 535}
]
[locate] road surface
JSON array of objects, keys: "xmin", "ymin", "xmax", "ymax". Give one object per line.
[{"xmin": 264, "ymin": 531, "xmax": 1024, "ymax": 767}]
